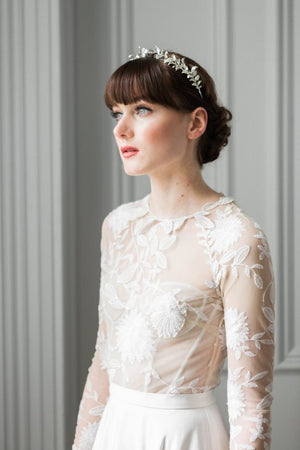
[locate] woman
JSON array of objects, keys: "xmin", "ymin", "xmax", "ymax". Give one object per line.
[{"xmin": 73, "ymin": 47, "xmax": 275, "ymax": 450}]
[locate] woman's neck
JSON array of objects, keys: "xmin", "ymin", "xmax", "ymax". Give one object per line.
[{"xmin": 148, "ymin": 169, "xmax": 220, "ymax": 219}]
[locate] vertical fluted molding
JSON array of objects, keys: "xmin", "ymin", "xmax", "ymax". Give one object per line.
[
  {"xmin": 1, "ymin": 3, "xmax": 18, "ymax": 448},
  {"xmin": 0, "ymin": 0, "xmax": 66, "ymax": 448},
  {"xmin": 60, "ymin": 0, "xmax": 77, "ymax": 445},
  {"xmin": 210, "ymin": 0, "xmax": 232, "ymax": 195},
  {"xmin": 262, "ymin": 0, "xmax": 282, "ymax": 372},
  {"xmin": 110, "ymin": 0, "xmax": 135, "ymax": 207},
  {"xmin": 276, "ymin": 0, "xmax": 299, "ymax": 370},
  {"xmin": 262, "ymin": 0, "xmax": 300, "ymax": 372}
]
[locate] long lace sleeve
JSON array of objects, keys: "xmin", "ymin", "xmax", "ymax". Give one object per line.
[
  {"xmin": 73, "ymin": 219, "xmax": 110, "ymax": 450},
  {"xmin": 219, "ymin": 217, "xmax": 275, "ymax": 449}
]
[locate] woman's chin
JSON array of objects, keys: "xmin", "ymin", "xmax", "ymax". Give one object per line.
[{"xmin": 123, "ymin": 166, "xmax": 147, "ymax": 177}]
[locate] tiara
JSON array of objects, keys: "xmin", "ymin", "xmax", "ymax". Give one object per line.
[{"xmin": 128, "ymin": 46, "xmax": 203, "ymax": 98}]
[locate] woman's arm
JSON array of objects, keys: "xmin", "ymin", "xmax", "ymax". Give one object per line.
[
  {"xmin": 221, "ymin": 220, "xmax": 275, "ymax": 449},
  {"xmin": 73, "ymin": 219, "xmax": 110, "ymax": 450}
]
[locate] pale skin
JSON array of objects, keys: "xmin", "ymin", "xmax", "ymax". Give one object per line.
[{"xmin": 111, "ymin": 100, "xmax": 221, "ymax": 219}]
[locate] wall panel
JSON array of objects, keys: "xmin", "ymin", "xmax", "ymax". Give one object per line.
[
  {"xmin": 277, "ymin": 0, "xmax": 300, "ymax": 370},
  {"xmin": 0, "ymin": 0, "xmax": 67, "ymax": 448}
]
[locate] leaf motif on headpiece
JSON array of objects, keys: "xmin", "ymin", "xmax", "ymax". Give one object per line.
[{"xmin": 128, "ymin": 46, "xmax": 203, "ymax": 98}]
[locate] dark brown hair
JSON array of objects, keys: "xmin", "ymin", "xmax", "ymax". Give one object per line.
[{"xmin": 105, "ymin": 51, "xmax": 232, "ymax": 166}]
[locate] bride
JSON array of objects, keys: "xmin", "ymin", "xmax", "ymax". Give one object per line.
[{"xmin": 73, "ymin": 46, "xmax": 275, "ymax": 450}]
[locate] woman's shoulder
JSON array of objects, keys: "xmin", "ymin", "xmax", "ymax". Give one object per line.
[
  {"xmin": 227, "ymin": 200, "xmax": 268, "ymax": 240},
  {"xmin": 207, "ymin": 197, "xmax": 264, "ymax": 229},
  {"xmin": 197, "ymin": 197, "xmax": 270, "ymax": 256},
  {"xmin": 102, "ymin": 196, "xmax": 149, "ymax": 236}
]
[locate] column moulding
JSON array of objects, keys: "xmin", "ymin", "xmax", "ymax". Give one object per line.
[
  {"xmin": 276, "ymin": 0, "xmax": 299, "ymax": 371},
  {"xmin": 109, "ymin": 0, "xmax": 134, "ymax": 207},
  {"xmin": 211, "ymin": 0, "xmax": 232, "ymax": 196},
  {"xmin": 0, "ymin": 0, "xmax": 67, "ymax": 448}
]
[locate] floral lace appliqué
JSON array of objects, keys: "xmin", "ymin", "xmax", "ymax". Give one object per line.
[
  {"xmin": 210, "ymin": 213, "xmax": 245, "ymax": 254},
  {"xmin": 116, "ymin": 310, "xmax": 155, "ymax": 364},
  {"xmin": 224, "ymin": 308, "xmax": 255, "ymax": 360},
  {"xmin": 150, "ymin": 292, "xmax": 187, "ymax": 338},
  {"xmin": 78, "ymin": 422, "xmax": 99, "ymax": 450}
]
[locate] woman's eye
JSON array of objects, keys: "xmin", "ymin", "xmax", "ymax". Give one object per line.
[
  {"xmin": 136, "ymin": 106, "xmax": 151, "ymax": 116},
  {"xmin": 111, "ymin": 111, "xmax": 122, "ymax": 121}
]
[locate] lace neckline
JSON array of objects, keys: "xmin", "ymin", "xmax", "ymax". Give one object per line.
[{"xmin": 143, "ymin": 193, "xmax": 233, "ymax": 222}]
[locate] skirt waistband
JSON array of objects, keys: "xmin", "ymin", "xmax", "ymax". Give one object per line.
[{"xmin": 109, "ymin": 383, "xmax": 216, "ymax": 410}]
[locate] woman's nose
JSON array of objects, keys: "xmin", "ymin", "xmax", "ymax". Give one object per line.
[{"xmin": 113, "ymin": 116, "xmax": 134, "ymax": 139}]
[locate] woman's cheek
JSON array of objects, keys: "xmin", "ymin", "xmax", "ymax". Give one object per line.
[{"xmin": 143, "ymin": 123, "xmax": 171, "ymax": 142}]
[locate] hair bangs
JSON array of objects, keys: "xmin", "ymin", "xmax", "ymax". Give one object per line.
[{"xmin": 105, "ymin": 58, "xmax": 180, "ymax": 109}]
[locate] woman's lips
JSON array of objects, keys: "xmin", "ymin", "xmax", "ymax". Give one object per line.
[{"xmin": 120, "ymin": 146, "xmax": 139, "ymax": 158}]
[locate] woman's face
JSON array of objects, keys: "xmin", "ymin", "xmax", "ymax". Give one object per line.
[{"xmin": 111, "ymin": 101, "xmax": 197, "ymax": 177}]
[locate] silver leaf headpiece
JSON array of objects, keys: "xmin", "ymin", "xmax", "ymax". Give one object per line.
[{"xmin": 128, "ymin": 46, "xmax": 203, "ymax": 98}]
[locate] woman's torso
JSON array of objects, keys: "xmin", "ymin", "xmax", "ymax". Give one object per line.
[{"xmin": 99, "ymin": 195, "xmax": 258, "ymax": 394}]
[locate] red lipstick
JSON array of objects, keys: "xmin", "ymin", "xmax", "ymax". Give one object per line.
[{"xmin": 120, "ymin": 146, "xmax": 139, "ymax": 158}]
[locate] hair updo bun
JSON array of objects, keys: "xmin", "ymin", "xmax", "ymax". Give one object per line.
[
  {"xmin": 105, "ymin": 50, "xmax": 232, "ymax": 166},
  {"xmin": 190, "ymin": 60, "xmax": 232, "ymax": 165}
]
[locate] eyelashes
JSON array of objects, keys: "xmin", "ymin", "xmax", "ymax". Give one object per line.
[
  {"xmin": 135, "ymin": 106, "xmax": 152, "ymax": 115},
  {"xmin": 110, "ymin": 105, "xmax": 153, "ymax": 121},
  {"xmin": 111, "ymin": 111, "xmax": 122, "ymax": 120}
]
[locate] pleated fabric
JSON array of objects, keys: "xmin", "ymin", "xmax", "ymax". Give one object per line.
[{"xmin": 92, "ymin": 383, "xmax": 229, "ymax": 450}]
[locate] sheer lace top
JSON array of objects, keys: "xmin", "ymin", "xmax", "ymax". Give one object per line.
[{"xmin": 73, "ymin": 195, "xmax": 275, "ymax": 450}]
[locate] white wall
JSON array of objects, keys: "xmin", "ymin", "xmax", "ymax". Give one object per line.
[{"xmin": 1, "ymin": 0, "xmax": 299, "ymax": 448}]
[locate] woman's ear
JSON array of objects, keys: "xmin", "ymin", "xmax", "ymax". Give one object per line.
[{"xmin": 187, "ymin": 107, "xmax": 207, "ymax": 140}]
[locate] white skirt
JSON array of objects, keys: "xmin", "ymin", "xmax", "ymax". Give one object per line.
[{"xmin": 92, "ymin": 383, "xmax": 229, "ymax": 450}]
